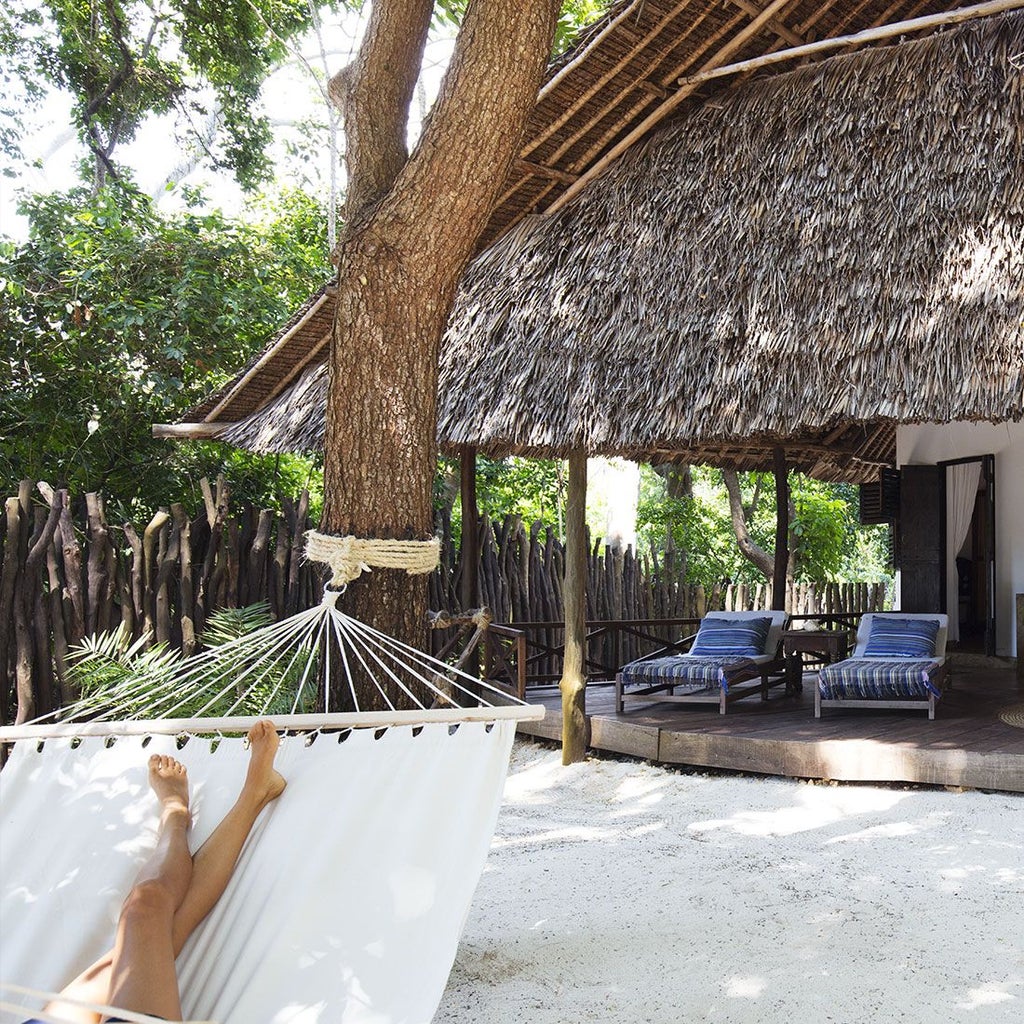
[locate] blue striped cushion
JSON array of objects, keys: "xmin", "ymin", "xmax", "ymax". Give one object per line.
[
  {"xmin": 819, "ymin": 659, "xmax": 942, "ymax": 699},
  {"xmin": 620, "ymin": 655, "xmax": 759, "ymax": 693},
  {"xmin": 690, "ymin": 616, "xmax": 771, "ymax": 657},
  {"xmin": 862, "ymin": 618, "xmax": 939, "ymax": 658}
]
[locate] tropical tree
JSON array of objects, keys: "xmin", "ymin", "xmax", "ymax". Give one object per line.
[
  {"xmin": 319, "ymin": 1, "xmax": 562, "ymax": 662},
  {"xmin": 0, "ymin": 183, "xmax": 328, "ymax": 514},
  {"xmin": 1, "ymin": 0, "xmax": 327, "ymax": 190}
]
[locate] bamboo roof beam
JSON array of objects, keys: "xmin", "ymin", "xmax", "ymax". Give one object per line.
[
  {"xmin": 516, "ymin": 159, "xmax": 579, "ymax": 184},
  {"xmin": 548, "ymin": 0, "xmax": 794, "ymax": 209},
  {"xmin": 522, "ymin": 0, "xmax": 697, "ymax": 161},
  {"xmin": 557, "ymin": 6, "xmax": 751, "ymax": 173},
  {"xmin": 204, "ymin": 287, "xmax": 334, "ymax": 422},
  {"xmin": 490, "ymin": 0, "xmax": 894, "ymax": 238},
  {"xmin": 538, "ymin": 0, "xmax": 650, "ymax": 100},
  {"xmin": 729, "ymin": 0, "xmax": 807, "ymax": 46},
  {"xmin": 152, "ymin": 423, "xmax": 237, "ymax": 439},
  {"xmin": 676, "ymin": 1, "xmax": 1024, "ymax": 88},
  {"xmin": 548, "ymin": 0, "xmax": 1021, "ymax": 214},
  {"xmin": 501, "ymin": 2, "xmax": 729, "ymax": 220}
]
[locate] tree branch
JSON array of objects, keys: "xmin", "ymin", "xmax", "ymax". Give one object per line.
[
  {"xmin": 722, "ymin": 469, "xmax": 774, "ymax": 578},
  {"xmin": 329, "ymin": 0, "xmax": 434, "ymax": 231}
]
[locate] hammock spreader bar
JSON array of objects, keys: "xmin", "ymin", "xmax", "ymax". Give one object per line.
[{"xmin": 0, "ymin": 704, "xmax": 544, "ymax": 743}]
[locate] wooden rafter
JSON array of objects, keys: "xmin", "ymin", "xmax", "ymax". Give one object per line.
[{"xmin": 548, "ymin": 0, "xmax": 794, "ymax": 211}]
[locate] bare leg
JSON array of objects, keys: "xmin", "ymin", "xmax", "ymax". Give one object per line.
[
  {"xmin": 43, "ymin": 724, "xmax": 285, "ymax": 1023},
  {"xmin": 170, "ymin": 720, "xmax": 286, "ymax": 951},
  {"xmin": 43, "ymin": 756, "xmax": 192, "ymax": 1023}
]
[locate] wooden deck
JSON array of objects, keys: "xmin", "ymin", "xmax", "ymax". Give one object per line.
[{"xmin": 516, "ymin": 657, "xmax": 1024, "ymax": 793}]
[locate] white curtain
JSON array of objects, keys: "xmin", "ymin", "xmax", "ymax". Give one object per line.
[
  {"xmin": 0, "ymin": 721, "xmax": 515, "ymax": 1024},
  {"xmin": 945, "ymin": 462, "xmax": 982, "ymax": 644}
]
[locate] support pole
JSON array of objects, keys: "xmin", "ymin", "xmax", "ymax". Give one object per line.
[
  {"xmin": 459, "ymin": 446, "xmax": 479, "ymax": 611},
  {"xmin": 560, "ymin": 450, "xmax": 589, "ymax": 764},
  {"xmin": 772, "ymin": 447, "xmax": 789, "ymax": 612},
  {"xmin": 458, "ymin": 446, "xmax": 482, "ymax": 696}
]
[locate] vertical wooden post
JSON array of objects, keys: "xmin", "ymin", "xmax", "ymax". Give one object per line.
[
  {"xmin": 458, "ymin": 446, "xmax": 482, "ymax": 695},
  {"xmin": 1016, "ymin": 593, "xmax": 1023, "ymax": 677},
  {"xmin": 560, "ymin": 450, "xmax": 589, "ymax": 764},
  {"xmin": 459, "ymin": 446, "xmax": 479, "ymax": 612},
  {"xmin": 772, "ymin": 447, "xmax": 789, "ymax": 612}
]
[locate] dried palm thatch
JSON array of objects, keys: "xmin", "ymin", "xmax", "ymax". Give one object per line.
[{"xmin": 221, "ymin": 12, "xmax": 1024, "ymax": 482}]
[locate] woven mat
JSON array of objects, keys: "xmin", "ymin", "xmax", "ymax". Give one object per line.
[{"xmin": 998, "ymin": 703, "xmax": 1024, "ymax": 728}]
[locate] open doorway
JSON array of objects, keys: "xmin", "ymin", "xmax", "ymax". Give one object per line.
[{"xmin": 941, "ymin": 455, "xmax": 996, "ymax": 654}]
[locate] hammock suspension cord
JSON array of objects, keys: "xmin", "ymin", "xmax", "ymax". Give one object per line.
[{"xmin": 0, "ymin": 531, "xmax": 541, "ymax": 743}]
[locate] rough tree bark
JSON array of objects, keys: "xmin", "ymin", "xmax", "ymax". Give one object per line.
[
  {"xmin": 320, "ymin": 1, "xmax": 560, "ymax": 703},
  {"xmin": 724, "ymin": 467, "xmax": 797, "ymax": 605}
]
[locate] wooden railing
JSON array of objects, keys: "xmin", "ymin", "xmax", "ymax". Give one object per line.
[
  {"xmin": 1, "ymin": 478, "xmax": 888, "ymax": 722},
  {"xmin": 481, "ymin": 611, "xmax": 869, "ymax": 692}
]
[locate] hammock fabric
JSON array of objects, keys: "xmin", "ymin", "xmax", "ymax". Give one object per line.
[
  {"xmin": 1, "ymin": 721, "xmax": 516, "ymax": 1024},
  {"xmin": 1, "ymin": 573, "xmax": 542, "ymax": 1024}
]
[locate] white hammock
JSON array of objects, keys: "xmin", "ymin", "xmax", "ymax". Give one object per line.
[{"xmin": 0, "ymin": 590, "xmax": 543, "ymax": 1024}]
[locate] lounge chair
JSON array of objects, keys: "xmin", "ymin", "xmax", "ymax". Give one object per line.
[
  {"xmin": 815, "ymin": 612, "xmax": 948, "ymax": 720},
  {"xmin": 615, "ymin": 609, "xmax": 789, "ymax": 715}
]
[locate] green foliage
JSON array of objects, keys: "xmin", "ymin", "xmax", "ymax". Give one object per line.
[
  {"xmin": 0, "ymin": 3, "xmax": 47, "ymax": 165},
  {"xmin": 553, "ymin": 0, "xmax": 611, "ymax": 55},
  {"xmin": 67, "ymin": 626, "xmax": 182, "ymax": 719},
  {"xmin": 637, "ymin": 464, "xmax": 892, "ymax": 586},
  {"xmin": 3, "ymin": 0, "xmax": 327, "ymax": 188},
  {"xmin": 199, "ymin": 602, "xmax": 275, "ymax": 648},
  {"xmin": 439, "ymin": 455, "xmax": 565, "ymax": 542},
  {"xmin": 637, "ymin": 491, "xmax": 740, "ymax": 587},
  {"xmin": 66, "ymin": 603, "xmax": 318, "ymax": 719},
  {"xmin": 0, "ymin": 183, "xmax": 328, "ymax": 516},
  {"xmin": 432, "ymin": 0, "xmax": 610, "ymax": 56}
]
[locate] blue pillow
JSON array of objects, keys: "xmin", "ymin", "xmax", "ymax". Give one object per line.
[
  {"xmin": 862, "ymin": 617, "xmax": 939, "ymax": 659},
  {"xmin": 690, "ymin": 616, "xmax": 772, "ymax": 658}
]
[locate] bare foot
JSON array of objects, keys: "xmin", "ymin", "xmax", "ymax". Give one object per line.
[
  {"xmin": 149, "ymin": 754, "xmax": 190, "ymax": 817},
  {"xmin": 243, "ymin": 720, "xmax": 286, "ymax": 809}
]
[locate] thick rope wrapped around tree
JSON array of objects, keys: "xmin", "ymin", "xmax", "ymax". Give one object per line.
[{"xmin": 304, "ymin": 530, "xmax": 441, "ymax": 588}]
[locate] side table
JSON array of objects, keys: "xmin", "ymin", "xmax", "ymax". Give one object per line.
[{"xmin": 782, "ymin": 629, "xmax": 850, "ymax": 694}]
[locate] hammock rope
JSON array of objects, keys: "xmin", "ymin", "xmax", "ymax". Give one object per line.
[
  {"xmin": 0, "ymin": 532, "xmax": 541, "ymax": 1024},
  {"xmin": 0, "ymin": 534, "xmax": 542, "ymax": 743}
]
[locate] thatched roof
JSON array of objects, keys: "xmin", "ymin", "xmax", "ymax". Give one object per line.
[
  {"xmin": 186, "ymin": 0, "xmax": 967, "ymax": 432},
  {"xmin": 479, "ymin": 0, "xmax": 966, "ymax": 251},
  {"xmin": 211, "ymin": 11, "xmax": 1024, "ymax": 482}
]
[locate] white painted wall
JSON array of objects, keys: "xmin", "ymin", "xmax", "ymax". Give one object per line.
[{"xmin": 897, "ymin": 421, "xmax": 1024, "ymax": 657}]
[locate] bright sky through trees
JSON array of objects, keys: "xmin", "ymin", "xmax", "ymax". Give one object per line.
[{"xmin": 0, "ymin": 4, "xmax": 456, "ymax": 240}]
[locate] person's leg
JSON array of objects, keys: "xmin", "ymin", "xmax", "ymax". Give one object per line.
[
  {"xmin": 169, "ymin": 719, "xmax": 286, "ymax": 952},
  {"xmin": 42, "ymin": 723, "xmax": 285, "ymax": 1023},
  {"xmin": 102, "ymin": 754, "xmax": 193, "ymax": 1021},
  {"xmin": 43, "ymin": 755, "xmax": 193, "ymax": 1024}
]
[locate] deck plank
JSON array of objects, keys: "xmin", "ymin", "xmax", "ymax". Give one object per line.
[{"xmin": 518, "ymin": 664, "xmax": 1024, "ymax": 792}]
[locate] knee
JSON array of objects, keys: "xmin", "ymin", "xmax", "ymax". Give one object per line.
[{"xmin": 121, "ymin": 879, "xmax": 176, "ymax": 927}]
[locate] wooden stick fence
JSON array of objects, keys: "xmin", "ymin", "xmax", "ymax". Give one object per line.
[
  {"xmin": 0, "ymin": 479, "xmax": 320, "ymax": 726},
  {"xmin": 1, "ymin": 484, "xmax": 886, "ymax": 724},
  {"xmin": 431, "ymin": 508, "xmax": 887, "ymax": 680}
]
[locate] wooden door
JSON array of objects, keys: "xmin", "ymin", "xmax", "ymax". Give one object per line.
[{"xmin": 897, "ymin": 465, "xmax": 942, "ymax": 612}]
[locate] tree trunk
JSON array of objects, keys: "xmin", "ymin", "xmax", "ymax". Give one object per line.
[
  {"xmin": 320, "ymin": 0, "xmax": 560, "ymax": 686},
  {"xmin": 772, "ymin": 448, "xmax": 789, "ymax": 611},
  {"xmin": 560, "ymin": 451, "xmax": 589, "ymax": 764},
  {"xmin": 722, "ymin": 469, "xmax": 774, "ymax": 578}
]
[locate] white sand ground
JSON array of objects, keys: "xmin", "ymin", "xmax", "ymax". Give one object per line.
[{"xmin": 434, "ymin": 741, "xmax": 1024, "ymax": 1024}]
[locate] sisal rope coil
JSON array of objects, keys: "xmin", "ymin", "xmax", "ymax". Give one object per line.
[
  {"xmin": 305, "ymin": 530, "xmax": 441, "ymax": 587},
  {"xmin": 998, "ymin": 702, "xmax": 1024, "ymax": 729}
]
